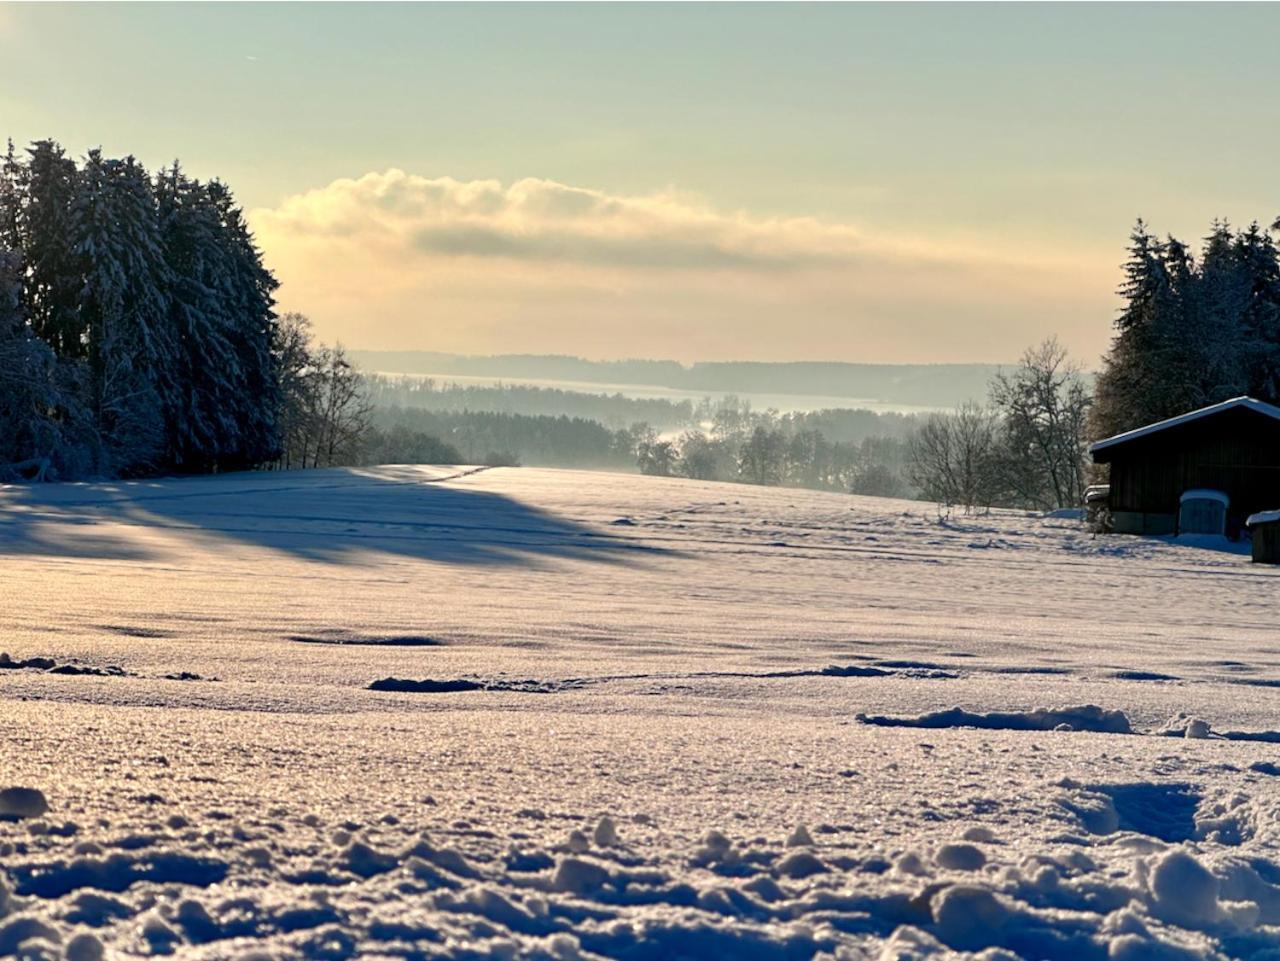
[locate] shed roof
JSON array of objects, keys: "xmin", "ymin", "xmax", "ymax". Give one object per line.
[{"xmin": 1089, "ymin": 396, "xmax": 1280, "ymax": 456}]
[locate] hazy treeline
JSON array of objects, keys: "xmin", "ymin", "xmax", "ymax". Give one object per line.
[
  {"xmin": 1092, "ymin": 218, "xmax": 1280, "ymax": 438},
  {"xmin": 0, "ymin": 140, "xmax": 281, "ymax": 479},
  {"xmin": 634, "ymin": 412, "xmax": 913, "ymax": 498},
  {"xmin": 365, "ymin": 375, "xmax": 696, "ymax": 430},
  {"xmin": 369, "ymin": 407, "xmax": 645, "ymax": 470},
  {"xmin": 366, "ymin": 375, "xmax": 926, "ymax": 440},
  {"xmin": 711, "ymin": 403, "xmax": 918, "ymax": 445},
  {"xmin": 351, "ymin": 350, "xmax": 998, "ymax": 408},
  {"xmin": 353, "ymin": 397, "xmax": 918, "ymax": 496},
  {"xmin": 356, "ymin": 384, "xmax": 922, "ymax": 492},
  {"xmin": 353, "ymin": 352, "xmax": 682, "ymax": 390}
]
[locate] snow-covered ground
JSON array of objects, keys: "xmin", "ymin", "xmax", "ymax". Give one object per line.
[{"xmin": 3, "ymin": 465, "xmax": 1280, "ymax": 960}]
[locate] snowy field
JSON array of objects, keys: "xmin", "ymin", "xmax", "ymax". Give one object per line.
[{"xmin": 3, "ymin": 465, "xmax": 1280, "ymax": 960}]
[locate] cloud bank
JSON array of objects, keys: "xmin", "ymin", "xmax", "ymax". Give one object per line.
[{"xmin": 250, "ymin": 170, "xmax": 1117, "ymax": 363}]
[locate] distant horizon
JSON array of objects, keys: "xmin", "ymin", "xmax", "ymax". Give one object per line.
[
  {"xmin": 349, "ymin": 347, "xmax": 1017, "ymax": 371},
  {"xmin": 348, "ymin": 349, "xmax": 1014, "ymax": 409}
]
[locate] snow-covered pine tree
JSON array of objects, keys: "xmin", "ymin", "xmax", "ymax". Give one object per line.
[
  {"xmin": 1231, "ymin": 222, "xmax": 1280, "ymax": 402},
  {"xmin": 1091, "ymin": 222, "xmax": 1172, "ymax": 438},
  {"xmin": 0, "ymin": 248, "xmax": 60, "ymax": 480},
  {"xmin": 0, "ymin": 145, "xmax": 99, "ymax": 478},
  {"xmin": 0, "ymin": 139, "xmax": 294, "ymax": 478},
  {"xmin": 1189, "ymin": 221, "xmax": 1251, "ymax": 407},
  {"xmin": 204, "ymin": 179, "xmax": 282, "ymax": 469},
  {"xmin": 155, "ymin": 163, "xmax": 248, "ymax": 470},
  {"xmin": 19, "ymin": 141, "xmax": 82, "ymax": 360},
  {"xmin": 1092, "ymin": 218, "xmax": 1280, "ymax": 443},
  {"xmin": 0, "ymin": 142, "xmax": 21, "ymax": 251},
  {"xmin": 71, "ymin": 150, "xmax": 175, "ymax": 474}
]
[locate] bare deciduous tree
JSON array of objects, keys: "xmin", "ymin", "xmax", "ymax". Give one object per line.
[
  {"xmin": 907, "ymin": 403, "xmax": 1001, "ymax": 512},
  {"xmin": 274, "ymin": 315, "xmax": 373, "ymax": 470},
  {"xmin": 738, "ymin": 426, "xmax": 787, "ymax": 485},
  {"xmin": 637, "ymin": 437, "xmax": 679, "ymax": 476},
  {"xmin": 273, "ymin": 312, "xmax": 315, "ymax": 469},
  {"xmin": 311, "ymin": 343, "xmax": 374, "ymax": 468},
  {"xmin": 990, "ymin": 338, "xmax": 1091, "ymax": 510}
]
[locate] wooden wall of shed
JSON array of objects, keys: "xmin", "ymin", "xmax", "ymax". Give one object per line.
[
  {"xmin": 1253, "ymin": 523, "xmax": 1280, "ymax": 564},
  {"xmin": 1102, "ymin": 408, "xmax": 1280, "ymax": 522}
]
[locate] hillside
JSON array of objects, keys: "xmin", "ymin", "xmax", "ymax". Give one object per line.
[
  {"xmin": 2, "ymin": 466, "xmax": 1279, "ymax": 959},
  {"xmin": 350, "ymin": 352, "xmax": 1003, "ymax": 408}
]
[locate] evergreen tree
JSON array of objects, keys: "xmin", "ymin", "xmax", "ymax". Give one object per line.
[
  {"xmin": 0, "ymin": 248, "xmax": 54, "ymax": 478},
  {"xmin": 20, "ymin": 141, "xmax": 82, "ymax": 359},
  {"xmin": 1092, "ymin": 222, "xmax": 1168, "ymax": 437},
  {"xmin": 1233, "ymin": 222, "xmax": 1280, "ymax": 399},
  {"xmin": 1191, "ymin": 221, "xmax": 1250, "ymax": 405},
  {"xmin": 71, "ymin": 151, "xmax": 174, "ymax": 473},
  {"xmin": 0, "ymin": 142, "xmax": 22, "ymax": 251},
  {"xmin": 206, "ymin": 179, "xmax": 282, "ymax": 468},
  {"xmin": 1092, "ymin": 218, "xmax": 1280, "ymax": 440},
  {"xmin": 154, "ymin": 164, "xmax": 283, "ymax": 470},
  {"xmin": 0, "ymin": 138, "xmax": 294, "ymax": 478}
]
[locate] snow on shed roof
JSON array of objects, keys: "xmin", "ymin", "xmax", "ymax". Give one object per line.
[
  {"xmin": 1180, "ymin": 488, "xmax": 1229, "ymax": 506},
  {"xmin": 1089, "ymin": 396, "xmax": 1280, "ymax": 455}
]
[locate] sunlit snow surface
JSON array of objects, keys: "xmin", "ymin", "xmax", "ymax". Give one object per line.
[{"xmin": 3, "ymin": 465, "xmax": 1280, "ymax": 960}]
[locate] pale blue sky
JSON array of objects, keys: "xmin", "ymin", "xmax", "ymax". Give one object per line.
[{"xmin": 3, "ymin": 3, "xmax": 1278, "ymax": 362}]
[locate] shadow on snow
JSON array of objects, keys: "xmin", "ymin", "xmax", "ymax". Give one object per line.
[{"xmin": 0, "ymin": 467, "xmax": 665, "ymax": 568}]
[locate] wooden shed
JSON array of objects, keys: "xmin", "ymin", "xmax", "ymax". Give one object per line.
[
  {"xmin": 1089, "ymin": 396, "xmax": 1280, "ymax": 537},
  {"xmin": 1247, "ymin": 511, "xmax": 1280, "ymax": 563}
]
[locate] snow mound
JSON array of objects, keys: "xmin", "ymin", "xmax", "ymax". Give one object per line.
[
  {"xmin": 0, "ymin": 787, "xmax": 48, "ymax": 820},
  {"xmin": 857, "ymin": 704, "xmax": 1133, "ymax": 734}
]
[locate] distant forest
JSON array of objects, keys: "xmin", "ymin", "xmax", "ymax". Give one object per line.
[
  {"xmin": 369, "ymin": 400, "xmax": 919, "ymax": 496},
  {"xmin": 368, "ymin": 376, "xmax": 920, "ymax": 438},
  {"xmin": 366, "ymin": 376, "xmax": 697, "ymax": 430},
  {"xmin": 352, "ymin": 350, "xmax": 999, "ymax": 408}
]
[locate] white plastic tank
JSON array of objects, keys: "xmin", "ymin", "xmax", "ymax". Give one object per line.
[{"xmin": 1178, "ymin": 489, "xmax": 1229, "ymax": 535}]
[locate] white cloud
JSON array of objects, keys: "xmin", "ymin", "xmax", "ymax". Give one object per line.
[
  {"xmin": 250, "ymin": 170, "xmax": 1119, "ymax": 363},
  {"xmin": 253, "ymin": 169, "xmax": 1073, "ymax": 273}
]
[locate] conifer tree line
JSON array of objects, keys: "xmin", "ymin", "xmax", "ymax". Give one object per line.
[
  {"xmin": 0, "ymin": 140, "xmax": 285, "ymax": 479},
  {"xmin": 1092, "ymin": 218, "xmax": 1280, "ymax": 438}
]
